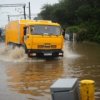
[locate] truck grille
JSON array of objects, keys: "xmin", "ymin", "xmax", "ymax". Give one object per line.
[{"xmin": 38, "ymin": 44, "xmax": 56, "ymax": 49}]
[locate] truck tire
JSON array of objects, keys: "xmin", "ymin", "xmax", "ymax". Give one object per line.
[{"xmin": 27, "ymin": 52, "xmax": 31, "ymax": 57}]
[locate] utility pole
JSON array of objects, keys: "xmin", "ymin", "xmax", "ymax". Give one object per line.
[
  {"xmin": 8, "ymin": 15, "xmax": 10, "ymax": 22},
  {"xmin": 0, "ymin": 4, "xmax": 26, "ymax": 20},
  {"xmin": 23, "ymin": 4, "xmax": 26, "ymax": 19},
  {"xmin": 29, "ymin": 2, "xmax": 31, "ymax": 19}
]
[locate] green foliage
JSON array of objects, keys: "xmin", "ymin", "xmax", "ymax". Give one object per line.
[
  {"xmin": 38, "ymin": 0, "xmax": 100, "ymax": 43},
  {"xmin": 66, "ymin": 26, "xmax": 80, "ymax": 33},
  {"xmin": 39, "ymin": 4, "xmax": 53, "ymax": 20},
  {"xmin": 76, "ymin": 5, "xmax": 93, "ymax": 22},
  {"xmin": 66, "ymin": 25, "xmax": 87, "ymax": 41}
]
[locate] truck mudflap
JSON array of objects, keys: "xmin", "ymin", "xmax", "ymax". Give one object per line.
[{"xmin": 26, "ymin": 49, "xmax": 63, "ymax": 57}]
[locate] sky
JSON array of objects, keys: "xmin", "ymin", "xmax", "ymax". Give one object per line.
[{"xmin": 0, "ymin": 0, "xmax": 59, "ymax": 27}]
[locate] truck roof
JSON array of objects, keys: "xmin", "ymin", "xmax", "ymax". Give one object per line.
[{"xmin": 10, "ymin": 20, "xmax": 60, "ymax": 26}]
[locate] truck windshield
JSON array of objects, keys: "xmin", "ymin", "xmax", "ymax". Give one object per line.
[{"xmin": 30, "ymin": 25, "xmax": 61, "ymax": 35}]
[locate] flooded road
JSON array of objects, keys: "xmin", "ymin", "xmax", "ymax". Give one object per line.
[{"xmin": 0, "ymin": 41, "xmax": 100, "ymax": 100}]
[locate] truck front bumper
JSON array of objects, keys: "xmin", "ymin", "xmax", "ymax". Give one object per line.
[{"xmin": 27, "ymin": 49, "xmax": 63, "ymax": 57}]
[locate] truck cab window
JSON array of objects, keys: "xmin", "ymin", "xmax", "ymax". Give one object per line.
[{"xmin": 30, "ymin": 25, "xmax": 61, "ymax": 35}]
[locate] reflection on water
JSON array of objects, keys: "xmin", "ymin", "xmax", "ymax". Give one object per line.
[
  {"xmin": 0, "ymin": 41, "xmax": 100, "ymax": 100},
  {"xmin": 6, "ymin": 60, "xmax": 63, "ymax": 99}
]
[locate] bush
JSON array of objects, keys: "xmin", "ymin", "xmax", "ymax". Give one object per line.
[{"xmin": 66, "ymin": 25, "xmax": 87, "ymax": 41}]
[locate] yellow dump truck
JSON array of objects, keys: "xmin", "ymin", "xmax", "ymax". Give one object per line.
[{"xmin": 5, "ymin": 20, "xmax": 64, "ymax": 57}]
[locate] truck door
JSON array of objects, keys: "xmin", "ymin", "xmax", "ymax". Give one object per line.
[
  {"xmin": 24, "ymin": 26, "xmax": 32, "ymax": 49},
  {"xmin": 24, "ymin": 27, "xmax": 29, "ymax": 41}
]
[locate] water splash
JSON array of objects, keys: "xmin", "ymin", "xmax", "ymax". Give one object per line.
[
  {"xmin": 0, "ymin": 41, "xmax": 81, "ymax": 62},
  {"xmin": 63, "ymin": 41, "xmax": 81, "ymax": 58},
  {"xmin": 0, "ymin": 43, "xmax": 45, "ymax": 63},
  {"xmin": 0, "ymin": 46, "xmax": 28, "ymax": 62}
]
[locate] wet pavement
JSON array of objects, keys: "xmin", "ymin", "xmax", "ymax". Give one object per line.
[{"xmin": 0, "ymin": 41, "xmax": 100, "ymax": 100}]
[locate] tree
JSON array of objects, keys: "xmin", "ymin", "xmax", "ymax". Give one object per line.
[
  {"xmin": 38, "ymin": 0, "xmax": 100, "ymax": 43},
  {"xmin": 39, "ymin": 4, "xmax": 53, "ymax": 20}
]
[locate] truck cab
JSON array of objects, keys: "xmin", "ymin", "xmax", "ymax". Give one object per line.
[{"xmin": 24, "ymin": 21, "xmax": 64, "ymax": 57}]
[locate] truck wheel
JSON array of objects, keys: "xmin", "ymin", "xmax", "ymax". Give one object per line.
[{"xmin": 28, "ymin": 52, "xmax": 31, "ymax": 57}]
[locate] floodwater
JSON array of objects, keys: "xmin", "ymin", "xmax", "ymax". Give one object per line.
[{"xmin": 0, "ymin": 41, "xmax": 100, "ymax": 100}]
